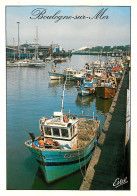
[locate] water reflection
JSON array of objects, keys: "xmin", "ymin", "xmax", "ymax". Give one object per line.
[
  {"xmin": 48, "ymin": 80, "xmax": 64, "ymax": 88},
  {"xmin": 75, "ymin": 94, "xmax": 95, "ymax": 108},
  {"xmin": 48, "ymin": 80, "xmax": 76, "ymax": 90},
  {"xmin": 32, "ymin": 166, "xmax": 85, "ymax": 190},
  {"xmin": 96, "ymin": 97, "xmax": 112, "ymax": 114},
  {"xmin": 7, "ymin": 55, "xmax": 110, "ymax": 190}
]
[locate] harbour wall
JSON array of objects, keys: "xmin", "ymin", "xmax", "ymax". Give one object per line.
[{"xmin": 80, "ymin": 68, "xmax": 130, "ymax": 190}]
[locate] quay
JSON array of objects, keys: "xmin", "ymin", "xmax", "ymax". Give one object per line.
[{"xmin": 80, "ymin": 68, "xmax": 130, "ymax": 190}]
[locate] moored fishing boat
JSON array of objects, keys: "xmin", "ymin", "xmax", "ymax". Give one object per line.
[
  {"xmin": 29, "ymin": 59, "xmax": 46, "ymax": 67},
  {"xmin": 48, "ymin": 71, "xmax": 64, "ymax": 80},
  {"xmin": 25, "ymin": 113, "xmax": 100, "ymax": 183},
  {"xmin": 49, "ymin": 63, "xmax": 64, "ymax": 80},
  {"xmin": 63, "ymin": 67, "xmax": 78, "ymax": 80},
  {"xmin": 96, "ymin": 86, "xmax": 116, "ymax": 99},
  {"xmin": 54, "ymin": 57, "xmax": 67, "ymax": 64},
  {"xmin": 76, "ymin": 76, "xmax": 98, "ymax": 96},
  {"xmin": 96, "ymin": 76, "xmax": 117, "ymax": 99},
  {"xmin": 93, "ymin": 67, "xmax": 107, "ymax": 77},
  {"xmin": 25, "ymin": 80, "xmax": 100, "ymax": 183}
]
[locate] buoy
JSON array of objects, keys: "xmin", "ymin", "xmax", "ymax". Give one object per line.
[
  {"xmin": 72, "ymin": 145, "xmax": 77, "ymax": 149},
  {"xmin": 39, "ymin": 140, "xmax": 45, "ymax": 147}
]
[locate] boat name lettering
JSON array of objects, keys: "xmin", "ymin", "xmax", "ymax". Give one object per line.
[
  {"xmin": 64, "ymin": 151, "xmax": 84, "ymax": 158},
  {"xmin": 30, "ymin": 8, "xmax": 109, "ymax": 23}
]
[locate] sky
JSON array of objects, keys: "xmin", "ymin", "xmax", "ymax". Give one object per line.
[{"xmin": 6, "ymin": 6, "xmax": 130, "ymax": 50}]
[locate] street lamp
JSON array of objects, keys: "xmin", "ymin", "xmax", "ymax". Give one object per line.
[{"xmin": 17, "ymin": 22, "xmax": 20, "ymax": 59}]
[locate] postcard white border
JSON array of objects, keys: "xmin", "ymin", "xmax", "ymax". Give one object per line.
[{"xmin": 0, "ymin": 0, "xmax": 136, "ymax": 195}]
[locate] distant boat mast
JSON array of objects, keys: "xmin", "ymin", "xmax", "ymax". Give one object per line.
[
  {"xmin": 17, "ymin": 22, "xmax": 20, "ymax": 59},
  {"xmin": 34, "ymin": 26, "xmax": 39, "ymax": 60},
  {"xmin": 36, "ymin": 26, "xmax": 39, "ymax": 59},
  {"xmin": 13, "ymin": 37, "xmax": 15, "ymax": 60}
]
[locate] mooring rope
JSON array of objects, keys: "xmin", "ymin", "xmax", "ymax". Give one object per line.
[{"xmin": 78, "ymin": 150, "xmax": 85, "ymax": 180}]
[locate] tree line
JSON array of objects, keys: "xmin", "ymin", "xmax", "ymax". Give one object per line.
[{"xmin": 83, "ymin": 45, "xmax": 130, "ymax": 52}]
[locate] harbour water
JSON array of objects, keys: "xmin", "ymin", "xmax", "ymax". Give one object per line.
[{"xmin": 7, "ymin": 55, "xmax": 113, "ymax": 190}]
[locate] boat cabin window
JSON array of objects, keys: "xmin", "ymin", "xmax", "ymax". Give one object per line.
[
  {"xmin": 53, "ymin": 128, "xmax": 60, "ymax": 137},
  {"xmin": 61, "ymin": 129, "xmax": 69, "ymax": 137},
  {"xmin": 44, "ymin": 127, "xmax": 52, "ymax": 136},
  {"xmin": 85, "ymin": 79, "xmax": 91, "ymax": 83},
  {"xmin": 101, "ymin": 80, "xmax": 105, "ymax": 83}
]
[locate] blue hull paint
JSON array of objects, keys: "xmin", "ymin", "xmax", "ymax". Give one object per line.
[
  {"xmin": 27, "ymin": 136, "xmax": 97, "ymax": 183},
  {"xmin": 76, "ymin": 78, "xmax": 97, "ymax": 96},
  {"xmin": 77, "ymin": 87, "xmax": 93, "ymax": 96},
  {"xmin": 49, "ymin": 72, "xmax": 64, "ymax": 80}
]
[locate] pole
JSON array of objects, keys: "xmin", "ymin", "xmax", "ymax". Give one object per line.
[
  {"xmin": 36, "ymin": 26, "xmax": 38, "ymax": 59},
  {"xmin": 17, "ymin": 22, "xmax": 20, "ymax": 59},
  {"xmin": 61, "ymin": 79, "xmax": 67, "ymax": 114},
  {"xmin": 13, "ymin": 37, "xmax": 15, "ymax": 60}
]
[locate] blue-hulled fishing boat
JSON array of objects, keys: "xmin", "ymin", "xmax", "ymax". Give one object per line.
[
  {"xmin": 76, "ymin": 76, "xmax": 98, "ymax": 96},
  {"xmin": 49, "ymin": 71, "xmax": 64, "ymax": 80},
  {"xmin": 25, "ymin": 113, "xmax": 100, "ymax": 183},
  {"xmin": 25, "ymin": 80, "xmax": 100, "ymax": 183}
]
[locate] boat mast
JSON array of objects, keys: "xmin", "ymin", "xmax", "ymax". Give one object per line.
[
  {"xmin": 61, "ymin": 79, "xmax": 67, "ymax": 114},
  {"xmin": 17, "ymin": 22, "xmax": 20, "ymax": 59},
  {"xmin": 13, "ymin": 37, "xmax": 15, "ymax": 61},
  {"xmin": 36, "ymin": 26, "xmax": 38, "ymax": 59}
]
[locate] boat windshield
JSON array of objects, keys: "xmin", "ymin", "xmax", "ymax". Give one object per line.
[
  {"xmin": 43, "ymin": 126, "xmax": 70, "ymax": 138},
  {"xmin": 53, "ymin": 128, "xmax": 60, "ymax": 137},
  {"xmin": 44, "ymin": 127, "xmax": 52, "ymax": 135},
  {"xmin": 61, "ymin": 129, "xmax": 69, "ymax": 137}
]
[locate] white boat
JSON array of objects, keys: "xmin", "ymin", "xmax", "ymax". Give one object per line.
[
  {"xmin": 7, "ymin": 59, "xmax": 31, "ymax": 67},
  {"xmin": 64, "ymin": 67, "xmax": 81, "ymax": 80},
  {"xmin": 25, "ymin": 79, "xmax": 100, "ymax": 183},
  {"xmin": 94, "ymin": 67, "xmax": 107, "ymax": 77},
  {"xmin": 29, "ymin": 59, "xmax": 46, "ymax": 67},
  {"xmin": 73, "ymin": 70, "xmax": 86, "ymax": 80}
]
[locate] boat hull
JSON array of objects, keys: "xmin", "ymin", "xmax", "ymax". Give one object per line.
[
  {"xmin": 76, "ymin": 87, "xmax": 95, "ymax": 96},
  {"xmin": 96, "ymin": 86, "xmax": 116, "ymax": 99},
  {"xmin": 26, "ymin": 136, "xmax": 97, "ymax": 183},
  {"xmin": 49, "ymin": 72, "xmax": 64, "ymax": 80}
]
